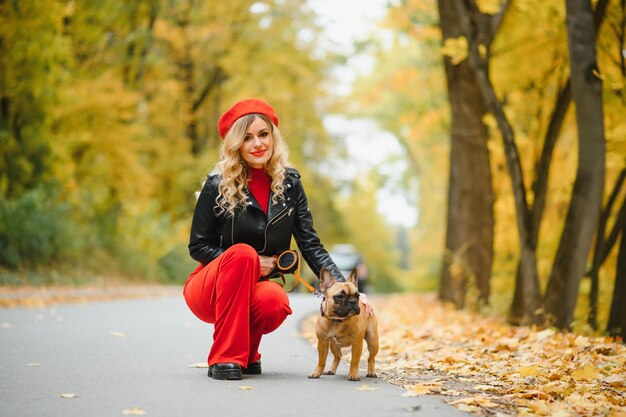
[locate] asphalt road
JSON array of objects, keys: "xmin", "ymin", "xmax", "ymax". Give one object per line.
[{"xmin": 0, "ymin": 292, "xmax": 469, "ymax": 417}]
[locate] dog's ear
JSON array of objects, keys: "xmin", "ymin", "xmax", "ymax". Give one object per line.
[
  {"xmin": 319, "ymin": 268, "xmax": 336, "ymax": 293},
  {"xmin": 348, "ymin": 268, "xmax": 359, "ymax": 287}
]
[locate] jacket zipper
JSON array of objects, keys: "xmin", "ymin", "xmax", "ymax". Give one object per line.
[
  {"xmin": 261, "ymin": 206, "xmax": 293, "ymax": 253},
  {"xmin": 270, "ymin": 206, "xmax": 293, "ymax": 225}
]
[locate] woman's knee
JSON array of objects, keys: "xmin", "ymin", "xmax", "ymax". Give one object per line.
[
  {"xmin": 219, "ymin": 244, "xmax": 260, "ymax": 274},
  {"xmin": 252, "ymin": 282, "xmax": 292, "ymax": 323},
  {"xmin": 223, "ymin": 243, "xmax": 258, "ymax": 262}
]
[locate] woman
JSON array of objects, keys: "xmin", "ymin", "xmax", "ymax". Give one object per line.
[{"xmin": 183, "ymin": 98, "xmax": 350, "ymax": 380}]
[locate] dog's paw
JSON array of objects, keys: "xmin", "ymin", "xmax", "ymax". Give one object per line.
[
  {"xmin": 348, "ymin": 374, "xmax": 361, "ymax": 381},
  {"xmin": 366, "ymin": 372, "xmax": 377, "ymax": 378},
  {"xmin": 308, "ymin": 370, "xmax": 323, "ymax": 379},
  {"xmin": 323, "ymin": 370, "xmax": 335, "ymax": 375}
]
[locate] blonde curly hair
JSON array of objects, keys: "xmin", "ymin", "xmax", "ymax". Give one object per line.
[{"xmin": 215, "ymin": 114, "xmax": 290, "ymax": 216}]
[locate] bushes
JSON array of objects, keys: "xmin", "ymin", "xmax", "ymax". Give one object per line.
[
  {"xmin": 0, "ymin": 187, "xmax": 194, "ymax": 285},
  {"xmin": 158, "ymin": 246, "xmax": 197, "ymax": 284},
  {"xmin": 0, "ymin": 188, "xmax": 87, "ymax": 269}
]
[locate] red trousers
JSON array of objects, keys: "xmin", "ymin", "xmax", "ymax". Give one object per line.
[{"xmin": 183, "ymin": 243, "xmax": 292, "ymax": 366}]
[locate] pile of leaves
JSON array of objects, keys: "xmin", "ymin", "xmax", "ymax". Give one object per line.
[{"xmin": 301, "ymin": 293, "xmax": 626, "ymax": 417}]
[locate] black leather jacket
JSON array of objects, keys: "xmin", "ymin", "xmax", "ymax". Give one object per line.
[{"xmin": 189, "ymin": 167, "xmax": 343, "ymax": 281}]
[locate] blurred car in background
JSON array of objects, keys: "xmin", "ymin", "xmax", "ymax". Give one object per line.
[{"xmin": 329, "ymin": 244, "xmax": 370, "ymax": 293}]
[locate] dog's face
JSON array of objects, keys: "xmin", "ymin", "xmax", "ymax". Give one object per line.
[{"xmin": 320, "ymin": 268, "xmax": 360, "ymax": 319}]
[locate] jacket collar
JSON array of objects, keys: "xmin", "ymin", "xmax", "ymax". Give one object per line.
[
  {"xmin": 241, "ymin": 169, "xmax": 295, "ymax": 219},
  {"xmin": 244, "ymin": 192, "xmax": 264, "ymax": 213},
  {"xmin": 244, "ymin": 188, "xmax": 287, "ymax": 221},
  {"xmin": 267, "ymin": 190, "xmax": 288, "ymax": 221}
]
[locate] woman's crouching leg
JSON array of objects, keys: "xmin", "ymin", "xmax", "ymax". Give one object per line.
[
  {"xmin": 247, "ymin": 281, "xmax": 292, "ymax": 364},
  {"xmin": 207, "ymin": 243, "xmax": 261, "ymax": 367}
]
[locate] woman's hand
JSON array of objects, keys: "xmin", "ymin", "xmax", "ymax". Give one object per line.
[
  {"xmin": 359, "ymin": 293, "xmax": 373, "ymax": 317},
  {"xmin": 259, "ymin": 255, "xmax": 277, "ymax": 277}
]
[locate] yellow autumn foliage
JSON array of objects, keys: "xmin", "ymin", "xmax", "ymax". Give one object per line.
[{"xmin": 441, "ymin": 36, "xmax": 469, "ymax": 65}]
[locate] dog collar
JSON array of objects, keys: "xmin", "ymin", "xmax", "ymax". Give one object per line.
[{"xmin": 316, "ymin": 290, "xmax": 326, "ymax": 317}]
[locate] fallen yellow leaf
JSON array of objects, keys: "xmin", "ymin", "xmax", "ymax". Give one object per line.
[
  {"xmin": 534, "ymin": 329, "xmax": 556, "ymax": 341},
  {"xmin": 574, "ymin": 336, "xmax": 591, "ymax": 348},
  {"xmin": 455, "ymin": 403, "xmax": 481, "ymax": 413},
  {"xmin": 519, "ymin": 364, "xmax": 540, "ymax": 377},
  {"xmin": 496, "ymin": 337, "xmax": 519, "ymax": 350},
  {"xmin": 571, "ymin": 365, "xmax": 601, "ymax": 381},
  {"xmin": 474, "ymin": 384, "xmax": 498, "ymax": 392},
  {"xmin": 451, "ymin": 397, "xmax": 498, "ymax": 408},
  {"xmin": 542, "ymin": 381, "xmax": 568, "ymax": 395},
  {"xmin": 527, "ymin": 400, "xmax": 550, "ymax": 416},
  {"xmin": 188, "ymin": 363, "xmax": 209, "ymax": 368},
  {"xmin": 59, "ymin": 393, "xmax": 78, "ymax": 399},
  {"xmin": 123, "ymin": 406, "xmax": 146, "ymax": 415},
  {"xmin": 517, "ymin": 390, "xmax": 550, "ymax": 400},
  {"xmin": 110, "ymin": 331, "xmax": 126, "ymax": 338},
  {"xmin": 238, "ymin": 386, "xmax": 255, "ymax": 390},
  {"xmin": 603, "ymin": 375, "xmax": 625, "ymax": 387},
  {"xmin": 355, "ymin": 384, "xmax": 377, "ymax": 391},
  {"xmin": 406, "ymin": 384, "xmax": 431, "ymax": 395}
]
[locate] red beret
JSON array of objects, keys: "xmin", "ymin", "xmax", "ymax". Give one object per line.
[{"xmin": 217, "ymin": 98, "xmax": 279, "ymax": 139}]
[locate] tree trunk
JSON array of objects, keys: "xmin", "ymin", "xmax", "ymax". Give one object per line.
[
  {"xmin": 122, "ymin": 1, "xmax": 139, "ymax": 87},
  {"xmin": 176, "ymin": 2, "xmax": 201, "ymax": 155},
  {"xmin": 181, "ymin": 33, "xmax": 200, "ymax": 155},
  {"xmin": 134, "ymin": 2, "xmax": 158, "ymax": 86},
  {"xmin": 607, "ymin": 220, "xmax": 626, "ymax": 339},
  {"xmin": 543, "ymin": 0, "xmax": 606, "ymax": 329},
  {"xmin": 588, "ymin": 170, "xmax": 626, "ymax": 328},
  {"xmin": 438, "ymin": 0, "xmax": 494, "ymax": 308}
]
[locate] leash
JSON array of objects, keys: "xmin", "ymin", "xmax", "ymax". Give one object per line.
[
  {"xmin": 270, "ymin": 249, "xmax": 326, "ymax": 297},
  {"xmin": 285, "ymin": 252, "xmax": 317, "ymax": 293}
]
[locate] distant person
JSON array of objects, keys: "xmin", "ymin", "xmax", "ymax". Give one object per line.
[
  {"xmin": 183, "ymin": 98, "xmax": 370, "ymax": 380},
  {"xmin": 356, "ymin": 261, "xmax": 370, "ymax": 293}
]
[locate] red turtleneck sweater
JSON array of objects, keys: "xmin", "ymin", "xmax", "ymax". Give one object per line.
[{"xmin": 248, "ymin": 167, "xmax": 271, "ymax": 214}]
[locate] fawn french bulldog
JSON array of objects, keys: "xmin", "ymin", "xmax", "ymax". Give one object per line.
[{"xmin": 308, "ymin": 268, "xmax": 379, "ymax": 381}]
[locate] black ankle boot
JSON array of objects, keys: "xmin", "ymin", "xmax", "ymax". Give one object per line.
[
  {"xmin": 242, "ymin": 361, "xmax": 262, "ymax": 375},
  {"xmin": 208, "ymin": 363, "xmax": 242, "ymax": 380}
]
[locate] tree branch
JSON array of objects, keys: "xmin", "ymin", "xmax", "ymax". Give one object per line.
[
  {"xmin": 602, "ymin": 198, "xmax": 626, "ymax": 263},
  {"xmin": 530, "ymin": 81, "xmax": 571, "ymax": 241},
  {"xmin": 192, "ymin": 66, "xmax": 227, "ymax": 112},
  {"xmin": 489, "ymin": 0, "xmax": 511, "ymax": 43},
  {"xmin": 135, "ymin": 2, "xmax": 159, "ymax": 85},
  {"xmin": 593, "ymin": 0, "xmax": 611, "ymax": 32},
  {"xmin": 599, "ymin": 169, "xmax": 626, "ymax": 263}
]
